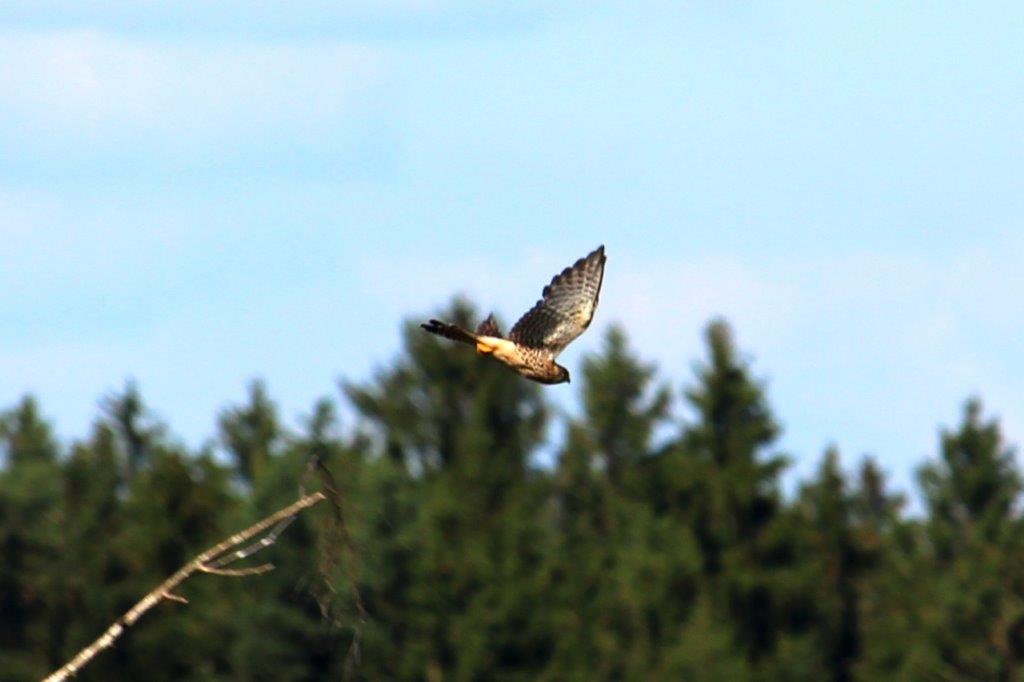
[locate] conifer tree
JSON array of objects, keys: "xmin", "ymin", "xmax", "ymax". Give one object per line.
[
  {"xmin": 920, "ymin": 398, "xmax": 1020, "ymax": 542},
  {"xmin": 345, "ymin": 300, "xmax": 550, "ymax": 679},
  {"xmin": 218, "ymin": 379, "xmax": 281, "ymax": 484},
  {"xmin": 57, "ymin": 423, "xmax": 126, "ymax": 677},
  {"xmin": 850, "ymin": 456, "xmax": 904, "ymax": 539},
  {"xmin": 542, "ymin": 424, "xmax": 643, "ymax": 679},
  {"xmin": 576, "ymin": 325, "xmax": 670, "ymax": 492},
  {"xmin": 795, "ymin": 447, "xmax": 880, "ymax": 682},
  {"xmin": 672, "ymin": 320, "xmax": 790, "ymax": 664},
  {"xmin": 0, "ymin": 397, "xmax": 63, "ymax": 679},
  {"xmin": 542, "ymin": 326, "xmax": 688, "ymax": 678},
  {"xmin": 101, "ymin": 381, "xmax": 163, "ymax": 480},
  {"xmin": 848, "ymin": 457, "xmax": 918, "ymax": 681},
  {"xmin": 911, "ymin": 399, "xmax": 1024, "ymax": 679}
]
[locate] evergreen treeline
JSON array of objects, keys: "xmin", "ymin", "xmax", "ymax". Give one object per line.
[{"xmin": 2, "ymin": 302, "xmax": 1021, "ymax": 680}]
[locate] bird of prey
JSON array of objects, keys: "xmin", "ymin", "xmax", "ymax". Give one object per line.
[{"xmin": 421, "ymin": 245, "xmax": 606, "ymax": 385}]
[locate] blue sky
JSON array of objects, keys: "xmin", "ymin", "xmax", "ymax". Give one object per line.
[{"xmin": 1, "ymin": 2, "xmax": 1022, "ymax": 497}]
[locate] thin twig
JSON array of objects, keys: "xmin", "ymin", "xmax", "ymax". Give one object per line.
[
  {"xmin": 162, "ymin": 591, "xmax": 189, "ymax": 605},
  {"xmin": 43, "ymin": 491, "xmax": 327, "ymax": 682},
  {"xmin": 198, "ymin": 563, "xmax": 274, "ymax": 577},
  {"xmin": 307, "ymin": 455, "xmax": 368, "ymax": 680}
]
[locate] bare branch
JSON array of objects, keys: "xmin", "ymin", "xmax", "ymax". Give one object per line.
[
  {"xmin": 206, "ymin": 514, "xmax": 297, "ymax": 568},
  {"xmin": 44, "ymin": 491, "xmax": 327, "ymax": 682},
  {"xmin": 198, "ymin": 563, "xmax": 275, "ymax": 577},
  {"xmin": 162, "ymin": 591, "xmax": 189, "ymax": 605}
]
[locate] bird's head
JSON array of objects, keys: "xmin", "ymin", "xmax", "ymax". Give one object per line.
[{"xmin": 555, "ymin": 364, "xmax": 570, "ymax": 384}]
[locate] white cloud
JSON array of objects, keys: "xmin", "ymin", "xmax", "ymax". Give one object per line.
[{"xmin": 0, "ymin": 30, "xmax": 385, "ymax": 150}]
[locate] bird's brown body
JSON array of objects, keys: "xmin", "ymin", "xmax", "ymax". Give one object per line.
[{"xmin": 421, "ymin": 245, "xmax": 606, "ymax": 385}]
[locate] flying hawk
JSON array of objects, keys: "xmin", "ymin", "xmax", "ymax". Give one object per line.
[{"xmin": 421, "ymin": 245, "xmax": 606, "ymax": 384}]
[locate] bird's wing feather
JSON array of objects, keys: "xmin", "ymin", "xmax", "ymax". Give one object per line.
[{"xmin": 509, "ymin": 245, "xmax": 606, "ymax": 357}]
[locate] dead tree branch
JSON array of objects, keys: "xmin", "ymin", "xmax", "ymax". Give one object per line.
[{"xmin": 43, "ymin": 491, "xmax": 327, "ymax": 682}]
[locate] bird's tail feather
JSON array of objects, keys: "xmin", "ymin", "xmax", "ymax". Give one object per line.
[{"xmin": 420, "ymin": 319, "xmax": 478, "ymax": 345}]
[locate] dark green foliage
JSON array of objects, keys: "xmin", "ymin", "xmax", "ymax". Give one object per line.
[
  {"xmin": 218, "ymin": 379, "xmax": 281, "ymax": 484},
  {"xmin": 659, "ymin": 320, "xmax": 796, "ymax": 671},
  {"xmin": 101, "ymin": 380, "xmax": 163, "ymax": 480},
  {"xmin": 898, "ymin": 399, "xmax": 1024, "ymax": 680},
  {"xmin": 576, "ymin": 325, "xmax": 670, "ymax": 491},
  {"xmin": 793, "ymin": 448, "xmax": 882, "ymax": 682},
  {"xmin": 0, "ymin": 397, "xmax": 63, "ymax": 679},
  {"xmin": 2, "ymin": 307, "xmax": 1023, "ymax": 681},
  {"xmin": 344, "ymin": 300, "xmax": 551, "ymax": 679}
]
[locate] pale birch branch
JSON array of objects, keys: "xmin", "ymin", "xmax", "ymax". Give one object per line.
[{"xmin": 43, "ymin": 491, "xmax": 327, "ymax": 682}]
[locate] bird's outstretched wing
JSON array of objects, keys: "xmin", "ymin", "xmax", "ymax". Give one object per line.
[{"xmin": 508, "ymin": 245, "xmax": 606, "ymax": 356}]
